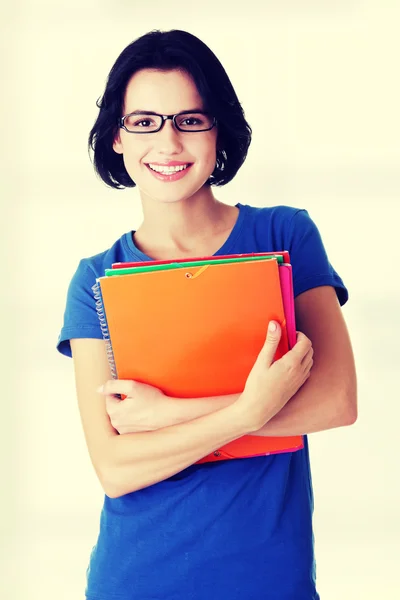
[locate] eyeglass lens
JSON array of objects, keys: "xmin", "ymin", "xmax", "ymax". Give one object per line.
[{"xmin": 123, "ymin": 113, "xmax": 214, "ymax": 133}]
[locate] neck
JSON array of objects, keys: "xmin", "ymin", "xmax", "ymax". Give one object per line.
[{"xmin": 133, "ymin": 186, "xmax": 238, "ymax": 259}]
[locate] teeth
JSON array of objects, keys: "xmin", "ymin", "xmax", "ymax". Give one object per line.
[{"xmin": 148, "ymin": 164, "xmax": 189, "ymax": 173}]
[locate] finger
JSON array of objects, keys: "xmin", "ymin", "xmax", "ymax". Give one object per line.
[
  {"xmin": 256, "ymin": 321, "xmax": 282, "ymax": 367},
  {"xmin": 97, "ymin": 379, "xmax": 138, "ymax": 397},
  {"xmin": 301, "ymin": 346, "xmax": 314, "ymax": 365},
  {"xmin": 294, "ymin": 331, "xmax": 311, "ymax": 346},
  {"xmin": 302, "ymin": 354, "xmax": 314, "ymax": 374},
  {"xmin": 291, "ymin": 332, "xmax": 312, "ymax": 360},
  {"xmin": 105, "ymin": 394, "xmax": 122, "ymax": 413}
]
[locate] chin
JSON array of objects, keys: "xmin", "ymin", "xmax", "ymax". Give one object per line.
[
  {"xmin": 141, "ymin": 182, "xmax": 210, "ymax": 205},
  {"xmin": 152, "ymin": 192, "xmax": 197, "ymax": 205}
]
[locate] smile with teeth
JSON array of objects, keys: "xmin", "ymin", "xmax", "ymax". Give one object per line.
[{"xmin": 148, "ymin": 164, "xmax": 189, "ymax": 173}]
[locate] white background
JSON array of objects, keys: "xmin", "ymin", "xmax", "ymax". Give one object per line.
[{"xmin": 1, "ymin": 1, "xmax": 399, "ymax": 598}]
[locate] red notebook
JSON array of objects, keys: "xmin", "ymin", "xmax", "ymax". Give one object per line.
[{"xmin": 111, "ymin": 250, "xmax": 290, "ymax": 269}]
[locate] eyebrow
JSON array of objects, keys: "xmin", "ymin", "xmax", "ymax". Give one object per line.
[{"xmin": 125, "ymin": 108, "xmax": 205, "ymax": 115}]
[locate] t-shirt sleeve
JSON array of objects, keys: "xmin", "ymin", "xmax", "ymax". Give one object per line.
[
  {"xmin": 56, "ymin": 260, "xmax": 103, "ymax": 358},
  {"xmin": 286, "ymin": 209, "xmax": 348, "ymax": 306}
]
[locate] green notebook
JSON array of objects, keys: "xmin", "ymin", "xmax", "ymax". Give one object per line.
[{"xmin": 104, "ymin": 255, "xmax": 284, "ymax": 277}]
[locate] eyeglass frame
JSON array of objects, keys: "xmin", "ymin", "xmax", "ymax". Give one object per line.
[{"xmin": 119, "ymin": 110, "xmax": 217, "ymax": 134}]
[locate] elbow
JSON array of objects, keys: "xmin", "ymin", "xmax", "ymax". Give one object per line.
[
  {"xmin": 100, "ymin": 462, "xmax": 142, "ymax": 498},
  {"xmin": 101, "ymin": 467, "xmax": 130, "ymax": 499},
  {"xmin": 342, "ymin": 406, "xmax": 357, "ymax": 426},
  {"xmin": 96, "ymin": 438, "xmax": 146, "ymax": 498},
  {"xmin": 97, "ymin": 460, "xmax": 128, "ymax": 499},
  {"xmin": 105, "ymin": 481, "xmax": 143, "ymax": 499},
  {"xmin": 94, "ymin": 439, "xmax": 136, "ymax": 498},
  {"xmin": 102, "ymin": 477, "xmax": 127, "ymax": 499},
  {"xmin": 340, "ymin": 386, "xmax": 358, "ymax": 426},
  {"xmin": 103, "ymin": 479, "xmax": 124, "ymax": 499},
  {"xmin": 105, "ymin": 487, "xmax": 125, "ymax": 500}
]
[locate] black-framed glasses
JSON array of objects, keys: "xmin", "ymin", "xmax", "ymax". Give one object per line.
[{"xmin": 119, "ymin": 110, "xmax": 217, "ymax": 134}]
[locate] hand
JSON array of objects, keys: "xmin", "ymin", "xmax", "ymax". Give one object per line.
[
  {"xmin": 97, "ymin": 380, "xmax": 171, "ymax": 434},
  {"xmin": 234, "ymin": 321, "xmax": 313, "ymax": 432}
]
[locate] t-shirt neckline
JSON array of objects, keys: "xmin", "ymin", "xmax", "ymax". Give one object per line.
[{"xmin": 123, "ymin": 203, "xmax": 248, "ymax": 261}]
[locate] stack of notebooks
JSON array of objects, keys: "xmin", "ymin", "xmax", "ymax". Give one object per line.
[{"xmin": 92, "ymin": 252, "xmax": 304, "ymax": 463}]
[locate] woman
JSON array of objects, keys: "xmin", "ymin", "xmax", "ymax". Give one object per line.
[{"xmin": 57, "ymin": 29, "xmax": 357, "ymax": 600}]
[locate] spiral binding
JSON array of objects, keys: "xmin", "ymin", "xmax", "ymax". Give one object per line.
[{"xmin": 92, "ymin": 281, "xmax": 117, "ymax": 379}]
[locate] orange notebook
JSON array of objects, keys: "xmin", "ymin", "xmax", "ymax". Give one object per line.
[{"xmin": 92, "ymin": 258, "xmax": 304, "ymax": 462}]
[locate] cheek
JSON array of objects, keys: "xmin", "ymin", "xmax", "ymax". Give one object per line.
[
  {"xmin": 206, "ymin": 146, "xmax": 217, "ymax": 171},
  {"xmin": 121, "ymin": 142, "xmax": 149, "ymax": 171},
  {"xmin": 196, "ymin": 136, "xmax": 217, "ymax": 166}
]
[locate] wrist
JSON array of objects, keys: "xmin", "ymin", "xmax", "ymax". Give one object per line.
[
  {"xmin": 228, "ymin": 393, "xmax": 276, "ymax": 435},
  {"xmin": 162, "ymin": 396, "xmax": 188, "ymax": 427},
  {"xmin": 222, "ymin": 400, "xmax": 256, "ymax": 437}
]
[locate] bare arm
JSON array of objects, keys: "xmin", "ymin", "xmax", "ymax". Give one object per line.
[
  {"xmin": 253, "ymin": 286, "xmax": 357, "ymax": 434},
  {"xmin": 107, "ymin": 405, "xmax": 247, "ymax": 496},
  {"xmin": 71, "ymin": 338, "xmax": 251, "ymax": 499},
  {"xmin": 71, "ymin": 338, "xmax": 250, "ymax": 499},
  {"xmin": 180, "ymin": 287, "xmax": 357, "ymax": 435},
  {"xmin": 71, "ymin": 322, "xmax": 311, "ymax": 499},
  {"xmin": 117, "ymin": 287, "xmax": 357, "ymax": 437}
]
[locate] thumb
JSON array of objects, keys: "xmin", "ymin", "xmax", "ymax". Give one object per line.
[
  {"xmin": 257, "ymin": 321, "xmax": 282, "ymax": 366},
  {"xmin": 97, "ymin": 379, "xmax": 138, "ymax": 398}
]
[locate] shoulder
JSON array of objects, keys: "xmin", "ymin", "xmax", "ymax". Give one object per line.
[
  {"xmin": 66, "ymin": 230, "xmax": 133, "ymax": 319},
  {"xmin": 243, "ymin": 203, "xmax": 309, "ymax": 232},
  {"xmin": 57, "ymin": 233, "xmax": 131, "ymax": 357},
  {"xmin": 241, "ymin": 203, "xmax": 314, "ymax": 249},
  {"xmin": 243, "ymin": 203, "xmax": 348, "ymax": 304},
  {"xmin": 244, "ymin": 203, "xmax": 304, "ymax": 224},
  {"xmin": 77, "ymin": 233, "xmax": 132, "ymax": 280},
  {"xmin": 244, "ymin": 203, "xmax": 327, "ymax": 253}
]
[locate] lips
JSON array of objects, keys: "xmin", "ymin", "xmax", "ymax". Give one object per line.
[{"xmin": 145, "ymin": 163, "xmax": 193, "ymax": 182}]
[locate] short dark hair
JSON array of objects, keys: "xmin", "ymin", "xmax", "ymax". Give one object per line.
[{"xmin": 88, "ymin": 29, "xmax": 252, "ymax": 189}]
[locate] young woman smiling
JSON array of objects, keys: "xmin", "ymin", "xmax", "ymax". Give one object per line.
[{"xmin": 57, "ymin": 29, "xmax": 357, "ymax": 600}]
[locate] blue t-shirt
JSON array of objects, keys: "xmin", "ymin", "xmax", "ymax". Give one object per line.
[{"xmin": 57, "ymin": 203, "xmax": 348, "ymax": 600}]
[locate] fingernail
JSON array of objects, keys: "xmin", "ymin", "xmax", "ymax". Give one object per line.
[
  {"xmin": 268, "ymin": 321, "xmax": 277, "ymax": 332},
  {"xmin": 97, "ymin": 385, "xmax": 104, "ymax": 393}
]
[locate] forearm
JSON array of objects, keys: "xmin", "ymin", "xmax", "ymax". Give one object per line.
[
  {"xmin": 252, "ymin": 377, "xmax": 351, "ymax": 436},
  {"xmin": 170, "ymin": 375, "xmax": 352, "ymax": 437},
  {"xmin": 167, "ymin": 393, "xmax": 239, "ymax": 425},
  {"xmin": 105, "ymin": 403, "xmax": 248, "ymax": 498}
]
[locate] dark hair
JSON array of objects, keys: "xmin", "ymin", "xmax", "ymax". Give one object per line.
[{"xmin": 88, "ymin": 29, "xmax": 252, "ymax": 189}]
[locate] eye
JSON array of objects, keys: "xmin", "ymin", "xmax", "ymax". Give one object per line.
[
  {"xmin": 124, "ymin": 114, "xmax": 161, "ymax": 132},
  {"xmin": 181, "ymin": 117, "xmax": 202, "ymax": 126},
  {"xmin": 176, "ymin": 113, "xmax": 213, "ymax": 131},
  {"xmin": 179, "ymin": 116, "xmax": 204, "ymax": 128},
  {"xmin": 133, "ymin": 118, "xmax": 156, "ymax": 128}
]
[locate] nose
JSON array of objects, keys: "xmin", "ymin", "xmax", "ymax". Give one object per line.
[{"xmin": 156, "ymin": 119, "xmax": 184, "ymax": 155}]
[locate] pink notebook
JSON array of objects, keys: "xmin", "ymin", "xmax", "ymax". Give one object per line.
[{"xmin": 279, "ymin": 264, "xmax": 297, "ymax": 348}]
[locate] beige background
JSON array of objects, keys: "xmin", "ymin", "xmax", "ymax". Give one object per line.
[{"xmin": 1, "ymin": 1, "xmax": 399, "ymax": 598}]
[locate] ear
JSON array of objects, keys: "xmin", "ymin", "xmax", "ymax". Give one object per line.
[{"xmin": 113, "ymin": 133, "xmax": 123, "ymax": 155}]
